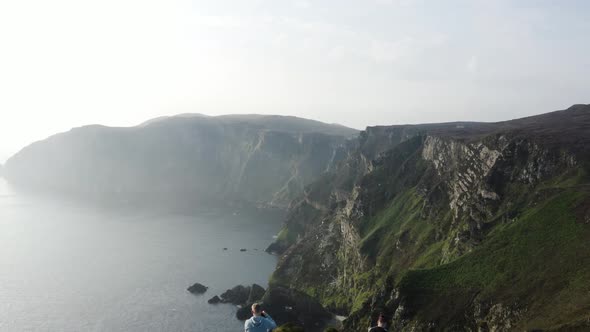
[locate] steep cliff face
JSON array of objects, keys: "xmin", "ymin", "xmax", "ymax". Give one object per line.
[
  {"xmin": 3, "ymin": 114, "xmax": 358, "ymax": 209},
  {"xmin": 269, "ymin": 105, "xmax": 590, "ymax": 331}
]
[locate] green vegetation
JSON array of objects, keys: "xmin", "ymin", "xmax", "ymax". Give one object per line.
[
  {"xmin": 276, "ymin": 227, "xmax": 295, "ymax": 243},
  {"xmin": 398, "ymin": 189, "xmax": 590, "ymax": 330}
]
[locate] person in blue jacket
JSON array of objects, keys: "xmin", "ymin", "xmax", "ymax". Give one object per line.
[{"xmin": 244, "ymin": 303, "xmax": 277, "ymax": 332}]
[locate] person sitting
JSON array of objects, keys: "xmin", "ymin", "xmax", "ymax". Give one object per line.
[
  {"xmin": 368, "ymin": 313, "xmax": 388, "ymax": 332},
  {"xmin": 244, "ymin": 303, "xmax": 277, "ymax": 332}
]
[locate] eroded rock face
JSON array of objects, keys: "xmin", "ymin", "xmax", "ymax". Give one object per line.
[{"xmin": 422, "ymin": 135, "xmax": 505, "ymax": 221}]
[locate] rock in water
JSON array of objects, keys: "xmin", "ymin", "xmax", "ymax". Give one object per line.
[
  {"xmin": 187, "ymin": 282, "xmax": 208, "ymax": 294},
  {"xmin": 208, "ymin": 283, "xmax": 267, "ymax": 313},
  {"xmin": 247, "ymin": 283, "xmax": 266, "ymax": 304},
  {"xmin": 208, "ymin": 295, "xmax": 221, "ymax": 304},
  {"xmin": 240, "ymin": 248, "xmax": 247, "ymax": 252},
  {"xmin": 220, "ymin": 285, "xmax": 250, "ymax": 305}
]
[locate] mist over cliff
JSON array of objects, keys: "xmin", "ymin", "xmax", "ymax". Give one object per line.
[{"xmin": 3, "ymin": 114, "xmax": 358, "ymax": 209}]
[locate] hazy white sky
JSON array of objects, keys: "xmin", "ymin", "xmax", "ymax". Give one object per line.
[{"xmin": 1, "ymin": 0, "xmax": 589, "ymax": 162}]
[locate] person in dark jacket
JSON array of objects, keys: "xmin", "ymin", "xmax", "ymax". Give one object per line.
[
  {"xmin": 244, "ymin": 303, "xmax": 277, "ymax": 332},
  {"xmin": 368, "ymin": 313, "xmax": 388, "ymax": 332}
]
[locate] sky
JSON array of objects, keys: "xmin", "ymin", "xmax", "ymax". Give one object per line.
[{"xmin": 0, "ymin": 0, "xmax": 589, "ymax": 162}]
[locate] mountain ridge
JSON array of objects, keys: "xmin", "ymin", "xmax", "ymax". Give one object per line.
[
  {"xmin": 138, "ymin": 113, "xmax": 360, "ymax": 136},
  {"xmin": 3, "ymin": 114, "xmax": 359, "ymax": 210}
]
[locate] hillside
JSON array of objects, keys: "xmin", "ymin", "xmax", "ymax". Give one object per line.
[
  {"xmin": 2, "ymin": 114, "xmax": 358, "ymax": 209},
  {"xmin": 267, "ymin": 105, "xmax": 590, "ymax": 331}
]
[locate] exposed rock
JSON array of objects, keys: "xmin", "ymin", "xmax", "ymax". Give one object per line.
[
  {"xmin": 240, "ymin": 248, "xmax": 247, "ymax": 252},
  {"xmin": 220, "ymin": 284, "xmax": 261, "ymax": 303},
  {"xmin": 472, "ymin": 301, "xmax": 526, "ymax": 332},
  {"xmin": 208, "ymin": 283, "xmax": 268, "ymax": 313},
  {"xmin": 187, "ymin": 282, "xmax": 208, "ymax": 295}
]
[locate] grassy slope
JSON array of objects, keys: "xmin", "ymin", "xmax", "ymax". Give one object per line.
[{"xmin": 398, "ymin": 188, "xmax": 590, "ymax": 330}]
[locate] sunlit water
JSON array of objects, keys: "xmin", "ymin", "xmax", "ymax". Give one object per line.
[{"xmin": 0, "ymin": 179, "xmax": 282, "ymax": 332}]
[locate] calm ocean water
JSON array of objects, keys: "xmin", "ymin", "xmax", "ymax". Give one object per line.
[{"xmin": 0, "ymin": 179, "xmax": 282, "ymax": 332}]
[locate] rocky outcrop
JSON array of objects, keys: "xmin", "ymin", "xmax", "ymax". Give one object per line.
[
  {"xmin": 215, "ymin": 283, "xmax": 333, "ymax": 329},
  {"xmin": 207, "ymin": 284, "xmax": 266, "ymax": 306},
  {"xmin": 257, "ymin": 286, "xmax": 333, "ymax": 329},
  {"xmin": 248, "ymin": 284, "xmax": 266, "ymax": 304},
  {"xmin": 187, "ymin": 282, "xmax": 208, "ymax": 294},
  {"xmin": 206, "ymin": 283, "xmax": 269, "ymax": 320},
  {"xmin": 211, "ymin": 284, "xmax": 257, "ymax": 305},
  {"xmin": 268, "ymin": 105, "xmax": 590, "ymax": 331},
  {"xmin": 207, "ymin": 296, "xmax": 221, "ymax": 304}
]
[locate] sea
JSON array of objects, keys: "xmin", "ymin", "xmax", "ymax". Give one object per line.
[{"xmin": 0, "ymin": 178, "xmax": 282, "ymax": 332}]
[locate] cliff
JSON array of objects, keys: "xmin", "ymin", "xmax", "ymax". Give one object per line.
[
  {"xmin": 268, "ymin": 105, "xmax": 590, "ymax": 331},
  {"xmin": 3, "ymin": 114, "xmax": 358, "ymax": 209}
]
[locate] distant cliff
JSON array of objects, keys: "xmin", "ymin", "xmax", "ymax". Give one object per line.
[
  {"xmin": 3, "ymin": 114, "xmax": 358, "ymax": 209},
  {"xmin": 268, "ymin": 105, "xmax": 590, "ymax": 331}
]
